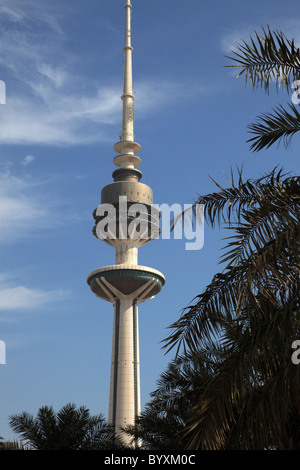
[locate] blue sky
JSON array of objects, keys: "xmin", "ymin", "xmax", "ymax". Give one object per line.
[{"xmin": 0, "ymin": 0, "xmax": 300, "ymax": 441}]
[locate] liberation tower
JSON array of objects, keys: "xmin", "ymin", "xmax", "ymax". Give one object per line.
[{"xmin": 87, "ymin": 0, "xmax": 165, "ymax": 446}]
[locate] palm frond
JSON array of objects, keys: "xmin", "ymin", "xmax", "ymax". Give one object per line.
[
  {"xmin": 226, "ymin": 26, "xmax": 300, "ymax": 92},
  {"xmin": 247, "ymin": 102, "xmax": 300, "ymax": 151},
  {"xmin": 185, "ymin": 292, "xmax": 300, "ymax": 450},
  {"xmin": 164, "ymin": 169, "xmax": 300, "ymax": 355}
]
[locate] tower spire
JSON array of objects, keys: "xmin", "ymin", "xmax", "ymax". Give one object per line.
[
  {"xmin": 121, "ymin": 0, "xmax": 134, "ymax": 142},
  {"xmin": 113, "ymin": 0, "xmax": 141, "ymax": 170}
]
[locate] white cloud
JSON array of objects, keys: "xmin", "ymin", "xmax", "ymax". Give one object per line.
[
  {"xmin": 0, "ymin": 285, "xmax": 68, "ymax": 311},
  {"xmin": 0, "ymin": 0, "xmax": 207, "ymax": 147},
  {"xmin": 220, "ymin": 26, "xmax": 256, "ymax": 54},
  {"xmin": 0, "ymin": 87, "xmax": 122, "ymax": 145},
  {"xmin": 22, "ymin": 155, "xmax": 35, "ymax": 166},
  {"xmin": 0, "ymin": 74, "xmax": 199, "ymax": 146},
  {"xmin": 37, "ymin": 64, "xmax": 67, "ymax": 88},
  {"xmin": 0, "ymin": 266, "xmax": 70, "ymax": 313},
  {"xmin": 0, "ymin": 171, "xmax": 44, "ymax": 230},
  {"xmin": 0, "ymin": 0, "xmax": 128, "ymax": 146},
  {"xmin": 0, "ymin": 167, "xmax": 67, "ymax": 243},
  {"xmin": 135, "ymin": 79, "xmax": 211, "ymax": 117},
  {"xmin": 0, "ymin": 1, "xmax": 121, "ymax": 145},
  {"xmin": 0, "ymin": 0, "xmax": 64, "ymax": 34},
  {"xmin": 0, "ymin": 270, "xmax": 69, "ymax": 313},
  {"xmin": 221, "ymin": 18, "xmax": 300, "ymax": 55},
  {"xmin": 0, "ymin": 3, "xmax": 27, "ymax": 23},
  {"xmin": 0, "ymin": 18, "xmax": 123, "ymax": 145}
]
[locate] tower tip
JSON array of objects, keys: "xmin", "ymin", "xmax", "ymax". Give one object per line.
[{"xmin": 113, "ymin": 0, "xmax": 141, "ymax": 169}]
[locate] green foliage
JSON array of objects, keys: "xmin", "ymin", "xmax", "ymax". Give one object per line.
[
  {"xmin": 9, "ymin": 403, "xmax": 126, "ymax": 450},
  {"xmin": 248, "ymin": 103, "xmax": 300, "ymax": 151},
  {"xmin": 226, "ymin": 26, "xmax": 300, "ymax": 92},
  {"xmin": 0, "ymin": 436, "xmax": 21, "ymax": 450},
  {"xmin": 162, "ymin": 168, "xmax": 300, "ymax": 449},
  {"xmin": 165, "ymin": 168, "xmax": 300, "ymax": 355},
  {"xmin": 227, "ymin": 26, "xmax": 300, "ymax": 151},
  {"xmin": 150, "ymin": 25, "xmax": 300, "ymax": 451},
  {"xmin": 124, "ymin": 350, "xmax": 217, "ymax": 450}
]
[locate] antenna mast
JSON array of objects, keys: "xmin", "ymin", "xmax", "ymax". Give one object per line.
[
  {"xmin": 121, "ymin": 0, "xmax": 134, "ymax": 142},
  {"xmin": 113, "ymin": 0, "xmax": 141, "ymax": 170}
]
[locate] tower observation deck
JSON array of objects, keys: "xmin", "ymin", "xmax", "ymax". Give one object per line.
[{"xmin": 87, "ymin": 0, "xmax": 165, "ymax": 447}]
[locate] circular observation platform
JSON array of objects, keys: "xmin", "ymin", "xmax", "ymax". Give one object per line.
[{"xmin": 87, "ymin": 265, "xmax": 165, "ymax": 302}]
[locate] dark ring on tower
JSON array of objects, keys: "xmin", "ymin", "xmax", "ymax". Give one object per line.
[
  {"xmin": 112, "ymin": 168, "xmax": 142, "ymax": 182},
  {"xmin": 87, "ymin": 266, "xmax": 165, "ymax": 302}
]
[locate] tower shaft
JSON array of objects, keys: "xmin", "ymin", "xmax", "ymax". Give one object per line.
[
  {"xmin": 109, "ymin": 296, "xmax": 140, "ymax": 436},
  {"xmin": 96, "ymin": 274, "xmax": 157, "ymax": 446}
]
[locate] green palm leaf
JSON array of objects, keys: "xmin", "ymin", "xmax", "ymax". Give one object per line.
[
  {"xmin": 185, "ymin": 290, "xmax": 300, "ymax": 450},
  {"xmin": 164, "ymin": 168, "xmax": 300, "ymax": 355},
  {"xmin": 226, "ymin": 26, "xmax": 300, "ymax": 151},
  {"xmin": 164, "ymin": 167, "xmax": 300, "ymax": 449},
  {"xmin": 247, "ymin": 103, "xmax": 300, "ymax": 151},
  {"xmin": 226, "ymin": 26, "xmax": 300, "ymax": 92}
]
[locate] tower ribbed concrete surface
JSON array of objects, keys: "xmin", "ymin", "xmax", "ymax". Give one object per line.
[{"xmin": 87, "ymin": 0, "xmax": 165, "ymax": 447}]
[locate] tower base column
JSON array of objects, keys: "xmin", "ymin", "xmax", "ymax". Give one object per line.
[{"xmin": 98, "ymin": 276, "xmax": 157, "ymax": 447}]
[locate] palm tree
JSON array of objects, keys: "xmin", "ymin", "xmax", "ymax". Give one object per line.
[
  {"xmin": 158, "ymin": 26, "xmax": 300, "ymax": 450},
  {"xmin": 163, "ymin": 168, "xmax": 300, "ymax": 449},
  {"xmin": 226, "ymin": 26, "xmax": 300, "ymax": 151},
  {"xmin": 9, "ymin": 403, "xmax": 126, "ymax": 450},
  {"xmin": 124, "ymin": 349, "xmax": 219, "ymax": 450},
  {"xmin": 0, "ymin": 438, "xmax": 21, "ymax": 450}
]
